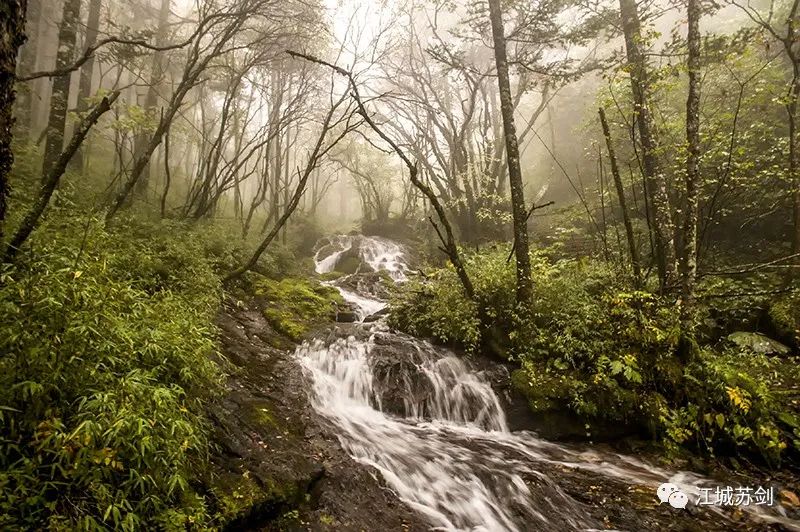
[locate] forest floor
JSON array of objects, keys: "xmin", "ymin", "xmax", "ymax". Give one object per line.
[{"xmin": 207, "ymin": 292, "xmax": 800, "ymax": 531}]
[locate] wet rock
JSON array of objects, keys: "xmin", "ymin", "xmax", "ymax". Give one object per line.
[
  {"xmin": 368, "ymin": 340, "xmax": 434, "ymax": 416},
  {"xmin": 210, "ymin": 302, "xmax": 428, "ymax": 532},
  {"xmin": 727, "ymin": 331, "xmax": 790, "ymax": 355},
  {"xmin": 335, "ymin": 310, "xmax": 359, "ymax": 323},
  {"xmin": 363, "ymin": 307, "xmax": 390, "ymax": 323},
  {"xmin": 337, "ymin": 271, "xmax": 393, "ymax": 300},
  {"xmin": 476, "ymin": 363, "xmax": 511, "ymax": 390}
]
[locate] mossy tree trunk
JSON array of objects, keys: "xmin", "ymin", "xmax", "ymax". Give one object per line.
[
  {"xmin": 681, "ymin": 0, "xmax": 702, "ymax": 311},
  {"xmin": 41, "ymin": 0, "xmax": 80, "ymax": 181},
  {"xmin": 487, "ymin": 0, "xmax": 533, "ymax": 304},
  {"xmin": 0, "ymin": 0, "xmax": 28, "ymax": 241},
  {"xmin": 619, "ymin": 0, "xmax": 678, "ymax": 293}
]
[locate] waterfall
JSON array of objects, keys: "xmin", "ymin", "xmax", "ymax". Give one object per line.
[
  {"xmin": 313, "ymin": 234, "xmax": 409, "ymax": 281},
  {"xmin": 300, "ymin": 235, "xmax": 800, "ymax": 531}
]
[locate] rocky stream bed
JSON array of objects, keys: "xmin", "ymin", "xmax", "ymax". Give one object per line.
[{"xmin": 208, "ymin": 235, "xmax": 800, "ymax": 531}]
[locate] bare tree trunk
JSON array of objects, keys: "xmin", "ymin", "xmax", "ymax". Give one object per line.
[
  {"xmin": 70, "ymin": 0, "xmax": 101, "ymax": 170},
  {"xmin": 790, "ymin": 63, "xmax": 800, "ymax": 267},
  {"xmin": 0, "ymin": 0, "xmax": 28, "ymax": 240},
  {"xmin": 41, "ymin": 0, "xmax": 80, "ymax": 179},
  {"xmin": 160, "ymin": 122, "xmax": 171, "ymax": 217},
  {"xmin": 133, "ymin": 0, "xmax": 170, "ymax": 196},
  {"xmin": 225, "ymin": 91, "xmax": 352, "ymax": 282},
  {"xmin": 488, "ymin": 0, "xmax": 533, "ymax": 303},
  {"xmin": 682, "ymin": 0, "xmax": 701, "ymax": 308},
  {"xmin": 599, "ymin": 107, "xmax": 641, "ymax": 283},
  {"xmin": 14, "ymin": 0, "xmax": 38, "ymax": 135},
  {"xmin": 619, "ymin": 0, "xmax": 678, "ymax": 292},
  {"xmin": 4, "ymin": 91, "xmax": 117, "ymax": 262}
]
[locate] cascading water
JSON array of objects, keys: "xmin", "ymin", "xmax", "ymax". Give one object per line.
[
  {"xmin": 303, "ymin": 236, "xmax": 800, "ymax": 531},
  {"xmin": 314, "ymin": 234, "xmax": 409, "ymax": 281}
]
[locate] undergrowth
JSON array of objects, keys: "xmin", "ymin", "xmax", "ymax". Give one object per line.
[
  {"xmin": 390, "ymin": 246, "xmax": 800, "ymax": 466},
  {"xmin": 0, "ymin": 213, "xmax": 238, "ymax": 530}
]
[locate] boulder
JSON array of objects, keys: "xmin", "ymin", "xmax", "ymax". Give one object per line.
[
  {"xmin": 727, "ymin": 331, "xmax": 790, "ymax": 355},
  {"xmin": 363, "ymin": 307, "xmax": 390, "ymax": 323},
  {"xmin": 336, "ymin": 310, "xmax": 359, "ymax": 323}
]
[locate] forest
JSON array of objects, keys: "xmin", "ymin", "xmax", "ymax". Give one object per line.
[{"xmin": 1, "ymin": 0, "xmax": 800, "ymax": 529}]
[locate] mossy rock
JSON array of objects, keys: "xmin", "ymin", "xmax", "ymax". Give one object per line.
[
  {"xmin": 768, "ymin": 296, "xmax": 800, "ymax": 349},
  {"xmin": 726, "ymin": 331, "xmax": 790, "ymax": 356},
  {"xmin": 510, "ymin": 368, "xmax": 572, "ymax": 412},
  {"xmin": 335, "ymin": 255, "xmax": 363, "ymax": 275},
  {"xmin": 254, "ymin": 277, "xmax": 344, "ymax": 341},
  {"xmin": 320, "ymin": 271, "xmax": 345, "ymax": 281}
]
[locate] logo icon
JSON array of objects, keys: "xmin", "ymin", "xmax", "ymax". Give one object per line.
[
  {"xmin": 657, "ymin": 482, "xmax": 688, "ymax": 509},
  {"xmin": 668, "ymin": 491, "xmax": 688, "ymax": 509}
]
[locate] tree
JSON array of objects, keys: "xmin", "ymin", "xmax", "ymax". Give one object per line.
[
  {"xmin": 105, "ymin": 0, "xmax": 272, "ymax": 222},
  {"xmin": 682, "ymin": 0, "xmax": 702, "ymax": 309},
  {"xmin": 731, "ymin": 0, "xmax": 800, "ymax": 268},
  {"xmin": 70, "ymin": 0, "xmax": 103, "ymax": 170},
  {"xmin": 132, "ymin": 0, "xmax": 171, "ymax": 195},
  {"xmin": 599, "ymin": 107, "xmax": 641, "ymax": 283},
  {"xmin": 619, "ymin": 0, "xmax": 678, "ymax": 291},
  {"xmin": 288, "ymin": 49, "xmax": 477, "ymax": 300},
  {"xmin": 4, "ymin": 92, "xmax": 119, "ymax": 262},
  {"xmin": 0, "ymin": 0, "xmax": 28, "ymax": 240},
  {"xmin": 14, "ymin": 0, "xmax": 39, "ymax": 135},
  {"xmin": 41, "ymin": 0, "xmax": 80, "ymax": 179},
  {"xmin": 488, "ymin": 0, "xmax": 533, "ymax": 303},
  {"xmin": 224, "ymin": 76, "xmax": 358, "ymax": 281}
]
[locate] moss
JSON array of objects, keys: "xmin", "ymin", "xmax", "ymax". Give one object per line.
[
  {"xmin": 768, "ymin": 296, "xmax": 800, "ymax": 348},
  {"xmin": 335, "ymin": 255, "xmax": 363, "ymax": 274},
  {"xmin": 211, "ymin": 472, "xmax": 307, "ymax": 529},
  {"xmin": 214, "ymin": 474, "xmax": 270, "ymax": 519},
  {"xmin": 320, "ymin": 271, "xmax": 345, "ymax": 281},
  {"xmin": 254, "ymin": 277, "xmax": 343, "ymax": 341},
  {"xmin": 510, "ymin": 368, "xmax": 570, "ymax": 412}
]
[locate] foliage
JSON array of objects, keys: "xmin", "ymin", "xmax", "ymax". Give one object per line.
[
  {"xmin": 391, "ymin": 246, "xmax": 800, "ymax": 464},
  {"xmin": 768, "ymin": 293, "xmax": 800, "ymax": 349},
  {"xmin": 0, "ymin": 215, "xmax": 227, "ymax": 530}
]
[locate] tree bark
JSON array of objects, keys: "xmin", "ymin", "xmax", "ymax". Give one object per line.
[
  {"xmin": 4, "ymin": 91, "xmax": 118, "ymax": 262},
  {"xmin": 0, "ymin": 0, "xmax": 28, "ymax": 241},
  {"xmin": 487, "ymin": 0, "xmax": 533, "ymax": 303},
  {"xmin": 70, "ymin": 0, "xmax": 102, "ymax": 170},
  {"xmin": 133, "ymin": 0, "xmax": 170, "ymax": 196},
  {"xmin": 14, "ymin": 0, "xmax": 39, "ymax": 135},
  {"xmin": 41, "ymin": 0, "xmax": 80, "ymax": 180},
  {"xmin": 599, "ymin": 107, "xmax": 641, "ymax": 283},
  {"xmin": 682, "ymin": 0, "xmax": 701, "ymax": 309},
  {"xmin": 619, "ymin": 0, "xmax": 678, "ymax": 292}
]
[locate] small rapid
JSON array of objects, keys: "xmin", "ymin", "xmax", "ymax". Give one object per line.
[{"xmin": 298, "ymin": 235, "xmax": 800, "ymax": 531}]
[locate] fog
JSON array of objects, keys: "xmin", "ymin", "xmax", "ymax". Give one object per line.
[{"xmin": 7, "ymin": 0, "xmax": 798, "ymax": 260}]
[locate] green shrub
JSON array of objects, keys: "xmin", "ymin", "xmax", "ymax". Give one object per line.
[
  {"xmin": 390, "ymin": 246, "xmax": 799, "ymax": 463},
  {"xmin": 0, "ymin": 216, "xmax": 224, "ymax": 530}
]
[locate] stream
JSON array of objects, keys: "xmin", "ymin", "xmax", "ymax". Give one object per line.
[{"xmin": 297, "ymin": 235, "xmax": 800, "ymax": 531}]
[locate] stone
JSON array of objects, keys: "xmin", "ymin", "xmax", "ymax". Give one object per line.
[{"xmin": 726, "ymin": 331, "xmax": 790, "ymax": 355}]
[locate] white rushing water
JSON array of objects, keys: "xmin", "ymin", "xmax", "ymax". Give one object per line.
[
  {"xmin": 313, "ymin": 234, "xmax": 409, "ymax": 281},
  {"xmin": 303, "ymin": 236, "xmax": 800, "ymax": 531}
]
